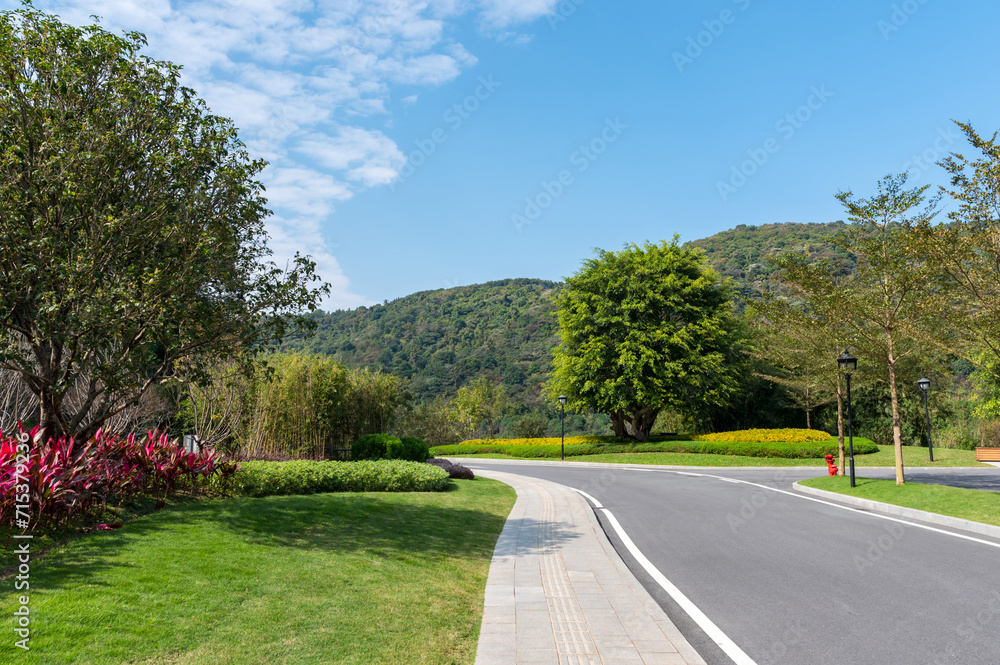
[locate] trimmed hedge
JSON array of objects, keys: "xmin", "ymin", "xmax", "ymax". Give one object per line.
[
  {"xmin": 692, "ymin": 428, "xmax": 832, "ymax": 444},
  {"xmin": 460, "ymin": 435, "xmax": 622, "ymax": 447},
  {"xmin": 461, "ymin": 429, "xmax": 834, "ymax": 447},
  {"xmin": 429, "ymin": 437, "xmax": 878, "ymax": 460},
  {"xmin": 352, "ymin": 434, "xmax": 430, "ymax": 462},
  {"xmin": 232, "ymin": 459, "xmax": 450, "ymax": 497}
]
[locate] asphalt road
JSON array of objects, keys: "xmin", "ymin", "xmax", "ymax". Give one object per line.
[{"xmin": 463, "ymin": 461, "xmax": 1000, "ymax": 665}]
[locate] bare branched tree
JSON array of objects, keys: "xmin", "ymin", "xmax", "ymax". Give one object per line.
[{"xmin": 179, "ymin": 360, "xmax": 253, "ymax": 452}]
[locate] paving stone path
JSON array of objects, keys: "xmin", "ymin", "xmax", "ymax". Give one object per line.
[{"xmin": 473, "ymin": 469, "xmax": 705, "ymax": 665}]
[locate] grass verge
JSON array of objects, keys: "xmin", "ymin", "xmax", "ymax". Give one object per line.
[
  {"xmin": 0, "ymin": 478, "xmax": 516, "ymax": 665},
  {"xmin": 799, "ymin": 475, "xmax": 1000, "ymax": 528},
  {"xmin": 438, "ymin": 445, "xmax": 986, "ymax": 468}
]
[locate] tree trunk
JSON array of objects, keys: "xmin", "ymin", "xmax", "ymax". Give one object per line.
[
  {"xmin": 836, "ymin": 376, "xmax": 845, "ymax": 477},
  {"xmin": 886, "ymin": 334, "xmax": 906, "ymax": 485},
  {"xmin": 628, "ymin": 407, "xmax": 660, "ymax": 442},
  {"xmin": 805, "ymin": 382, "xmax": 812, "ymax": 429},
  {"xmin": 37, "ymin": 388, "xmax": 62, "ymax": 443},
  {"xmin": 609, "ymin": 410, "xmax": 627, "ymax": 438}
]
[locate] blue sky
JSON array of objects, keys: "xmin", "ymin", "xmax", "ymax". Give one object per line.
[{"xmin": 11, "ymin": 1, "xmax": 1000, "ymax": 309}]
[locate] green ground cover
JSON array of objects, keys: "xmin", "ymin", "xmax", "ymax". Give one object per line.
[
  {"xmin": 800, "ymin": 476, "xmax": 1000, "ymax": 528},
  {"xmin": 438, "ymin": 445, "xmax": 986, "ymax": 468},
  {"xmin": 0, "ymin": 478, "xmax": 516, "ymax": 665}
]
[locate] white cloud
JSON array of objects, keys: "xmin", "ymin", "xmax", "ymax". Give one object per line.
[
  {"xmin": 296, "ymin": 128, "xmax": 406, "ymax": 187},
  {"xmin": 477, "ymin": 0, "xmax": 559, "ymax": 29},
  {"xmin": 12, "ymin": 0, "xmax": 553, "ymax": 307}
]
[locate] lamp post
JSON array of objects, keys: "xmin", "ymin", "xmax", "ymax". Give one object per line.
[
  {"xmin": 558, "ymin": 395, "xmax": 567, "ymax": 461},
  {"xmin": 837, "ymin": 350, "xmax": 858, "ymax": 488},
  {"xmin": 917, "ymin": 378, "xmax": 934, "ymax": 462}
]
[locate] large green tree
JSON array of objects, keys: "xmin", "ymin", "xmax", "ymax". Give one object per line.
[
  {"xmin": 775, "ymin": 175, "xmax": 945, "ymax": 484},
  {"xmin": 549, "ymin": 239, "xmax": 741, "ymax": 441},
  {"xmin": 0, "ymin": 9, "xmax": 328, "ymax": 440}
]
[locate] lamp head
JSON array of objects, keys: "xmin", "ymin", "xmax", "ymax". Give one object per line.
[
  {"xmin": 558, "ymin": 394, "xmax": 567, "ymax": 406},
  {"xmin": 917, "ymin": 378, "xmax": 930, "ymax": 392},
  {"xmin": 837, "ymin": 349, "xmax": 857, "ymax": 373}
]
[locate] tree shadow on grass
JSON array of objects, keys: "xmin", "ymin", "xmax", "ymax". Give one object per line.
[{"xmin": 5, "ymin": 491, "xmax": 578, "ymax": 594}]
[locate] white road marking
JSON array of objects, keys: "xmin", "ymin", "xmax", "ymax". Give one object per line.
[
  {"xmin": 675, "ymin": 472, "xmax": 704, "ymax": 477},
  {"xmin": 672, "ymin": 471, "xmax": 1000, "ymax": 551},
  {"xmin": 571, "ymin": 487, "xmax": 603, "ymax": 508},
  {"xmin": 599, "ymin": 508, "xmax": 760, "ymax": 665}
]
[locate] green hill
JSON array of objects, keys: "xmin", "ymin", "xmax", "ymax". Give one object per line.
[
  {"xmin": 283, "ymin": 278, "xmax": 562, "ymax": 406},
  {"xmin": 687, "ymin": 221, "xmax": 854, "ymax": 300},
  {"xmin": 286, "ymin": 223, "xmax": 852, "ymax": 406}
]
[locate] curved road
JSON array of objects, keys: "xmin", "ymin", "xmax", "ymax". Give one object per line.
[{"xmin": 464, "ymin": 461, "xmax": 1000, "ymax": 665}]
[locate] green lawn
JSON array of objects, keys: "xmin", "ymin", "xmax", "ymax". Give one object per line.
[
  {"xmin": 1, "ymin": 479, "xmax": 516, "ymax": 665},
  {"xmin": 442, "ymin": 445, "xmax": 987, "ymax": 468},
  {"xmin": 800, "ymin": 476, "xmax": 1000, "ymax": 528}
]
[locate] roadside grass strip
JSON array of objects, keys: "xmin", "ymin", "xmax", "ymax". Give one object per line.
[
  {"xmin": 800, "ymin": 476, "xmax": 1000, "ymax": 529},
  {"xmin": 0, "ymin": 478, "xmax": 515, "ymax": 665}
]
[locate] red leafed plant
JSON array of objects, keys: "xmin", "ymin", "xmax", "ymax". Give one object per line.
[{"xmin": 0, "ymin": 426, "xmax": 219, "ymax": 530}]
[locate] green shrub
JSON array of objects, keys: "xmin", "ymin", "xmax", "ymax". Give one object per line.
[
  {"xmin": 352, "ymin": 434, "xmax": 429, "ymax": 461},
  {"xmin": 399, "ymin": 436, "xmax": 430, "ymax": 462},
  {"xmin": 352, "ymin": 433, "xmax": 400, "ymax": 460},
  {"xmin": 232, "ymin": 459, "xmax": 450, "ymax": 497}
]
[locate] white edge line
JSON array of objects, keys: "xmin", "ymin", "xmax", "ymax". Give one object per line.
[
  {"xmin": 571, "ymin": 487, "xmax": 603, "ymax": 508},
  {"xmin": 675, "ymin": 472, "xmax": 704, "ymax": 477},
  {"xmin": 600, "ymin": 508, "xmax": 759, "ymax": 665},
  {"xmin": 691, "ymin": 473, "xmax": 1000, "ymax": 551}
]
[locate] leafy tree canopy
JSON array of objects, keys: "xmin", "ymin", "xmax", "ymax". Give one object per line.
[
  {"xmin": 0, "ymin": 8, "xmax": 328, "ymax": 440},
  {"xmin": 548, "ymin": 238, "xmax": 742, "ymax": 441}
]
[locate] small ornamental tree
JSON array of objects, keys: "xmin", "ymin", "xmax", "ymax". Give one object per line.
[
  {"xmin": 0, "ymin": 9, "xmax": 329, "ymax": 440},
  {"xmin": 549, "ymin": 238, "xmax": 741, "ymax": 441},
  {"xmin": 774, "ymin": 174, "xmax": 945, "ymax": 485}
]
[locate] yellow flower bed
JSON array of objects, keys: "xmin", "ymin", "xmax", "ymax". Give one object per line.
[
  {"xmin": 459, "ymin": 436, "xmax": 613, "ymax": 447},
  {"xmin": 692, "ymin": 428, "xmax": 831, "ymax": 444}
]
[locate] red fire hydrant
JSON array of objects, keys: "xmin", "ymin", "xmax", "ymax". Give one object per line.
[{"xmin": 824, "ymin": 454, "xmax": 838, "ymax": 477}]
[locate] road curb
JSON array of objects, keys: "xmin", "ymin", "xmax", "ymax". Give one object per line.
[{"xmin": 793, "ymin": 481, "xmax": 1000, "ymax": 541}]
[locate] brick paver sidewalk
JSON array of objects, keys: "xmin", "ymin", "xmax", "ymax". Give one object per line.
[{"xmin": 473, "ymin": 469, "xmax": 706, "ymax": 665}]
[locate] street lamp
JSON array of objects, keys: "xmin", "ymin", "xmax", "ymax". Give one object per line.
[
  {"xmin": 917, "ymin": 378, "xmax": 934, "ymax": 462},
  {"xmin": 837, "ymin": 350, "xmax": 858, "ymax": 488},
  {"xmin": 558, "ymin": 395, "xmax": 567, "ymax": 461}
]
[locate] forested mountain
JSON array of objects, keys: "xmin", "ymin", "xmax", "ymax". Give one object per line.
[
  {"xmin": 285, "ymin": 223, "xmax": 851, "ymax": 406},
  {"xmin": 283, "ymin": 278, "xmax": 562, "ymax": 406},
  {"xmin": 687, "ymin": 221, "xmax": 854, "ymax": 300}
]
